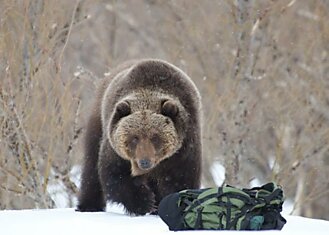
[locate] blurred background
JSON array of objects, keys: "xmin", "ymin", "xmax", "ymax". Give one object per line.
[{"xmin": 1, "ymin": 0, "xmax": 329, "ymax": 220}]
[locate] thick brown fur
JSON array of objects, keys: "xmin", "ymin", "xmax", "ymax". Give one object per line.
[{"xmin": 77, "ymin": 59, "xmax": 202, "ymax": 215}]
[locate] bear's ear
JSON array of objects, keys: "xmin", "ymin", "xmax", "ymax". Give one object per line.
[
  {"xmin": 161, "ymin": 100, "xmax": 178, "ymax": 119},
  {"xmin": 116, "ymin": 101, "xmax": 131, "ymax": 118}
]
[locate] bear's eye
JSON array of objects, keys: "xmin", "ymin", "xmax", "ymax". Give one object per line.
[
  {"xmin": 150, "ymin": 134, "xmax": 162, "ymax": 149},
  {"xmin": 116, "ymin": 101, "xmax": 131, "ymax": 118},
  {"xmin": 128, "ymin": 136, "xmax": 139, "ymax": 148},
  {"xmin": 161, "ymin": 100, "xmax": 178, "ymax": 119}
]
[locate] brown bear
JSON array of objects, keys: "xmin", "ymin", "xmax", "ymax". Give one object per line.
[{"xmin": 77, "ymin": 59, "xmax": 202, "ymax": 215}]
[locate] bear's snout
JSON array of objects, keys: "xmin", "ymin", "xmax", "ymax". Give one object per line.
[{"xmin": 132, "ymin": 137, "xmax": 158, "ymax": 173}]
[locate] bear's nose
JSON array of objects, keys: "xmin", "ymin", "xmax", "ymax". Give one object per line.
[{"xmin": 138, "ymin": 159, "xmax": 152, "ymax": 169}]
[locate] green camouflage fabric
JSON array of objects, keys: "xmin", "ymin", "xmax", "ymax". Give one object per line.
[{"xmin": 158, "ymin": 182, "xmax": 286, "ymax": 231}]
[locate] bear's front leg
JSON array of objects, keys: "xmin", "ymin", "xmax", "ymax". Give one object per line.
[
  {"xmin": 77, "ymin": 111, "xmax": 105, "ymax": 212},
  {"xmin": 98, "ymin": 141, "xmax": 156, "ymax": 215},
  {"xmin": 108, "ymin": 174, "xmax": 156, "ymax": 215}
]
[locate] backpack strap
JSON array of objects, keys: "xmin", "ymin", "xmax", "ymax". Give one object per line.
[{"xmin": 181, "ymin": 186, "xmax": 256, "ymax": 230}]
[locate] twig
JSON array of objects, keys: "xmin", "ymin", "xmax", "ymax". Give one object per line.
[
  {"xmin": 57, "ymin": 0, "xmax": 82, "ymax": 74},
  {"xmin": 0, "ymin": 184, "xmax": 24, "ymax": 195}
]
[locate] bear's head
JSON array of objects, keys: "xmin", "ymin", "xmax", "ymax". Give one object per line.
[{"xmin": 108, "ymin": 97, "xmax": 185, "ymax": 176}]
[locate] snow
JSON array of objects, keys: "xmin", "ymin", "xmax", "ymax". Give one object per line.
[
  {"xmin": 7, "ymin": 162, "xmax": 323, "ymax": 234},
  {"xmin": 210, "ymin": 161, "xmax": 225, "ymax": 186},
  {"xmin": 1, "ymin": 204, "xmax": 329, "ymax": 235},
  {"xmin": 1, "ymin": 162, "xmax": 327, "ymax": 234}
]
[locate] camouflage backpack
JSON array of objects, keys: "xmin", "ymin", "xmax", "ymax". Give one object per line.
[{"xmin": 158, "ymin": 182, "xmax": 286, "ymax": 231}]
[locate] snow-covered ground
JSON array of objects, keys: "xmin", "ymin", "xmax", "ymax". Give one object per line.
[
  {"xmin": 2, "ymin": 163, "xmax": 327, "ymax": 234},
  {"xmin": 1, "ymin": 204, "xmax": 329, "ymax": 235}
]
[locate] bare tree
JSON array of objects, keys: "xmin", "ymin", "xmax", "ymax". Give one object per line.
[{"xmin": 1, "ymin": 0, "xmax": 328, "ymax": 219}]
